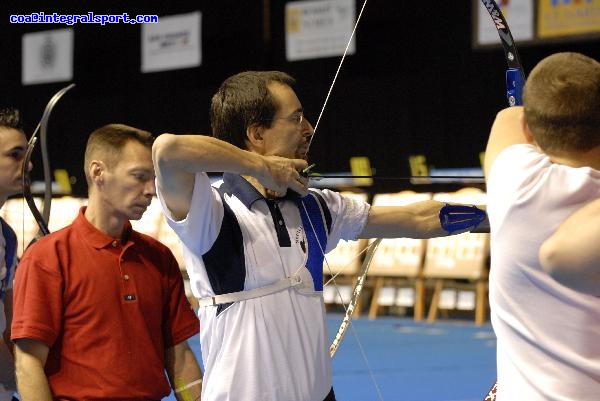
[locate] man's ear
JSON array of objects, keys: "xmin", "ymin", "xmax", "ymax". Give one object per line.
[
  {"xmin": 521, "ymin": 114, "xmax": 535, "ymax": 144},
  {"xmin": 89, "ymin": 160, "xmax": 105, "ymax": 185},
  {"xmin": 246, "ymin": 124, "xmax": 265, "ymax": 152}
]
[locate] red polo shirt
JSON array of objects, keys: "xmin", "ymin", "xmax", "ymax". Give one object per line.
[{"xmin": 12, "ymin": 208, "xmax": 199, "ymax": 400}]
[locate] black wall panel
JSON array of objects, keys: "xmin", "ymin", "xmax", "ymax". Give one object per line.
[{"xmin": 2, "ymin": 1, "xmax": 599, "ymax": 196}]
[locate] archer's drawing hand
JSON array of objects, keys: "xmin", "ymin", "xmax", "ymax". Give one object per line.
[{"xmin": 258, "ymin": 156, "xmax": 309, "ymax": 198}]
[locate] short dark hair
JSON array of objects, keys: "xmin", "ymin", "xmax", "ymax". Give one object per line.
[
  {"xmin": 210, "ymin": 71, "xmax": 296, "ymax": 149},
  {"xmin": 523, "ymin": 52, "xmax": 600, "ymax": 154},
  {"xmin": 84, "ymin": 124, "xmax": 154, "ymax": 186},
  {"xmin": 0, "ymin": 108, "xmax": 24, "ymax": 133}
]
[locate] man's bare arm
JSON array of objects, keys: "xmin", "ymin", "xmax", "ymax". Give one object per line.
[
  {"xmin": 539, "ymin": 198, "xmax": 600, "ymax": 295},
  {"xmin": 359, "ymin": 200, "xmax": 485, "ymax": 239},
  {"xmin": 484, "ymin": 106, "xmax": 531, "ymax": 179},
  {"xmin": 14, "ymin": 338, "xmax": 53, "ymax": 401},
  {"xmin": 152, "ymin": 134, "xmax": 308, "ymax": 220},
  {"xmin": 166, "ymin": 340, "xmax": 203, "ymax": 401}
]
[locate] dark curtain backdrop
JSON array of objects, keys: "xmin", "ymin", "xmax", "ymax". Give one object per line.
[{"xmin": 2, "ymin": 1, "xmax": 599, "ymax": 196}]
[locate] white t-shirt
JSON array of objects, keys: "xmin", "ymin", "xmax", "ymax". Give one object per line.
[
  {"xmin": 488, "ymin": 144, "xmax": 600, "ymax": 401},
  {"xmin": 158, "ymin": 172, "xmax": 369, "ymax": 401}
]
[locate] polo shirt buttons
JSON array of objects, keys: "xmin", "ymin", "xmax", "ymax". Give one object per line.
[
  {"xmin": 123, "ymin": 274, "xmax": 130, "ymax": 280},
  {"xmin": 112, "ymin": 240, "xmax": 118, "ymax": 247}
]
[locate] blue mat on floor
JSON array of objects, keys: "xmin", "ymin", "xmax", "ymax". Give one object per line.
[{"xmin": 164, "ymin": 315, "xmax": 496, "ymax": 401}]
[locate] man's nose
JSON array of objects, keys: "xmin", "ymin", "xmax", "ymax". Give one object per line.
[
  {"xmin": 23, "ymin": 159, "xmax": 33, "ymax": 173},
  {"xmin": 302, "ymin": 118, "xmax": 314, "ymax": 137},
  {"xmin": 145, "ymin": 179, "xmax": 156, "ymax": 197}
]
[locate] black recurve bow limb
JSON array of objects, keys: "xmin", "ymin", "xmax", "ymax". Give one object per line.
[{"xmin": 22, "ymin": 83, "xmax": 76, "ymax": 242}]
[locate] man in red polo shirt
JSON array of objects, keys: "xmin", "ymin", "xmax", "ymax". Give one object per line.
[{"xmin": 11, "ymin": 124, "xmax": 202, "ymax": 401}]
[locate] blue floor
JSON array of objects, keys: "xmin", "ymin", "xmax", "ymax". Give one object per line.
[{"xmin": 165, "ymin": 315, "xmax": 497, "ymax": 401}]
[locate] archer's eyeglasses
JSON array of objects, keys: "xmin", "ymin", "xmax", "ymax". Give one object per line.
[{"xmin": 263, "ymin": 112, "xmax": 305, "ymax": 126}]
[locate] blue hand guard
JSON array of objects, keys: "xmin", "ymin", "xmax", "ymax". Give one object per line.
[{"xmin": 439, "ymin": 204, "xmax": 487, "ymax": 234}]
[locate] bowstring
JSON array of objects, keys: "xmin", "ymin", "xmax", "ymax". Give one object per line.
[
  {"xmin": 322, "ymin": 242, "xmax": 372, "ymax": 287},
  {"xmin": 299, "ymin": 201, "xmax": 385, "ymax": 401},
  {"xmin": 304, "ymin": 0, "xmax": 369, "ymax": 155},
  {"xmin": 298, "ymin": 0, "xmax": 384, "ymax": 399},
  {"xmin": 301, "ymin": 0, "xmax": 370, "ymax": 318}
]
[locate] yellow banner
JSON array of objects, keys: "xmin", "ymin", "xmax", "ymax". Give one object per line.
[{"xmin": 538, "ymin": 0, "xmax": 600, "ymax": 38}]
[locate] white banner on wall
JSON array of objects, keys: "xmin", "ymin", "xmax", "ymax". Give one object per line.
[
  {"xmin": 22, "ymin": 28, "xmax": 73, "ymax": 85},
  {"xmin": 285, "ymin": 0, "xmax": 356, "ymax": 62},
  {"xmin": 141, "ymin": 11, "xmax": 202, "ymax": 73},
  {"xmin": 476, "ymin": 0, "xmax": 534, "ymax": 45}
]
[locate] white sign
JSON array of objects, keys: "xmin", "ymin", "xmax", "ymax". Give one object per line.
[
  {"xmin": 22, "ymin": 28, "xmax": 73, "ymax": 85},
  {"xmin": 476, "ymin": 0, "xmax": 534, "ymax": 46},
  {"xmin": 141, "ymin": 11, "xmax": 202, "ymax": 73},
  {"xmin": 286, "ymin": 0, "xmax": 356, "ymax": 61}
]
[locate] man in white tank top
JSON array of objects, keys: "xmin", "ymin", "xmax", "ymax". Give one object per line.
[{"xmin": 484, "ymin": 52, "xmax": 600, "ymax": 401}]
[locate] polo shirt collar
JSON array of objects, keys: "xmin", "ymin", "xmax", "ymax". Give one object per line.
[{"xmin": 73, "ymin": 206, "xmax": 134, "ymax": 249}]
